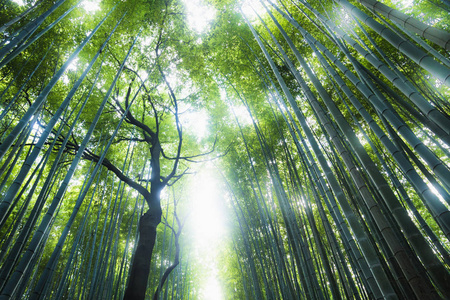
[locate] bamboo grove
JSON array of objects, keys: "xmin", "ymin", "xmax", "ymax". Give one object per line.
[{"xmin": 0, "ymin": 0, "xmax": 450, "ymax": 299}]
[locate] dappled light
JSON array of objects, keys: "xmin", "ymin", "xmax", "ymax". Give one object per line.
[
  {"xmin": 185, "ymin": 165, "xmax": 228, "ymax": 299},
  {"xmin": 0, "ymin": 0, "xmax": 449, "ymax": 299},
  {"xmin": 203, "ymin": 274, "xmax": 224, "ymax": 300},
  {"xmin": 81, "ymin": 0, "xmax": 100, "ymax": 13},
  {"xmin": 183, "ymin": 0, "xmax": 215, "ymax": 33},
  {"xmin": 241, "ymin": 0, "xmax": 266, "ymax": 20},
  {"xmin": 186, "ymin": 165, "xmax": 227, "ymax": 244},
  {"xmin": 181, "ymin": 108, "xmax": 210, "ymax": 140}
]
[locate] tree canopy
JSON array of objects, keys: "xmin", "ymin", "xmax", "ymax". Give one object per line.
[{"xmin": 0, "ymin": 0, "xmax": 449, "ymax": 299}]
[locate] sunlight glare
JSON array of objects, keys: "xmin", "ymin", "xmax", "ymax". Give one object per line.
[
  {"xmin": 11, "ymin": 0, "xmax": 25, "ymax": 5},
  {"xmin": 62, "ymin": 75, "xmax": 70, "ymax": 84},
  {"xmin": 141, "ymin": 36, "xmax": 153, "ymax": 47},
  {"xmin": 203, "ymin": 272, "xmax": 223, "ymax": 300},
  {"xmin": 231, "ymin": 105, "xmax": 253, "ymax": 126},
  {"xmin": 181, "ymin": 108, "xmax": 209, "ymax": 139},
  {"xmin": 393, "ymin": 0, "xmax": 413, "ymax": 9},
  {"xmin": 186, "ymin": 165, "xmax": 227, "ymax": 299},
  {"xmin": 187, "ymin": 166, "xmax": 226, "ymax": 242},
  {"xmin": 241, "ymin": 0, "xmax": 266, "ymax": 20},
  {"xmin": 68, "ymin": 58, "xmax": 79, "ymax": 72},
  {"xmin": 61, "ymin": 58, "xmax": 79, "ymax": 84},
  {"xmin": 182, "ymin": 0, "xmax": 215, "ymax": 33},
  {"xmin": 138, "ymin": 70, "xmax": 148, "ymax": 81},
  {"xmin": 220, "ymin": 88, "xmax": 254, "ymax": 126},
  {"xmin": 427, "ymin": 183, "xmax": 447, "ymax": 205},
  {"xmin": 82, "ymin": 0, "xmax": 100, "ymax": 13}
]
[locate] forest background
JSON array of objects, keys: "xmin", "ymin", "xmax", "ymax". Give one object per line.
[{"xmin": 0, "ymin": 0, "xmax": 449, "ymax": 299}]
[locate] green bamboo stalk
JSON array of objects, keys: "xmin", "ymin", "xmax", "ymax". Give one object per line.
[
  {"xmin": 329, "ymin": 0, "xmax": 450, "ymax": 86},
  {"xmin": 0, "ymin": 0, "xmax": 43, "ymax": 33},
  {"xmin": 0, "ymin": 0, "xmax": 82, "ymax": 69},
  {"xmin": 85, "ymin": 177, "xmax": 117, "ymax": 300},
  {"xmin": 0, "ymin": 0, "xmax": 67, "ymax": 61},
  {"xmin": 0, "ymin": 41, "xmax": 52, "ymax": 122},
  {"xmin": 251, "ymin": 47, "xmax": 377, "ymax": 299},
  {"xmin": 0, "ymin": 67, "xmax": 100, "ymax": 289},
  {"xmin": 244, "ymin": 12, "xmax": 395, "ymax": 298},
  {"xmin": 33, "ymin": 163, "xmax": 105, "ymax": 299},
  {"xmin": 267, "ymin": 4, "xmax": 450, "ymax": 250},
  {"xmin": 0, "ymin": 7, "xmax": 114, "ymax": 161},
  {"xmin": 0, "ymin": 13, "xmax": 124, "ymax": 225},
  {"xmin": 0, "ymin": 29, "xmax": 139, "ymax": 299},
  {"xmin": 356, "ymin": 0, "xmax": 450, "ymax": 50}
]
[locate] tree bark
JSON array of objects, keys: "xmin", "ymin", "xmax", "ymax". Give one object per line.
[{"xmin": 123, "ymin": 206, "xmax": 162, "ymax": 300}]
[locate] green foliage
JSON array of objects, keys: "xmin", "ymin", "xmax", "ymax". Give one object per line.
[{"xmin": 1, "ymin": 0, "xmax": 450, "ymax": 298}]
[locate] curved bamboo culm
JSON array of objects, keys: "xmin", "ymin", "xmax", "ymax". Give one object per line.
[
  {"xmin": 237, "ymin": 130, "xmax": 297, "ymax": 297},
  {"xmin": 0, "ymin": 1, "xmax": 81, "ymax": 69},
  {"xmin": 375, "ymin": 14, "xmax": 450, "ymax": 68},
  {"xmin": 229, "ymin": 103, "xmax": 298, "ymax": 297},
  {"xmin": 241, "ymin": 96, "xmax": 326, "ymax": 299},
  {"xmin": 291, "ymin": 0, "xmax": 450, "ymax": 138},
  {"xmin": 269, "ymin": 1, "xmax": 450, "ymax": 294},
  {"xmin": 324, "ymin": 33, "xmax": 450, "ymax": 219},
  {"xmin": 248, "ymin": 40, "xmax": 383, "ymax": 299},
  {"xmin": 233, "ymin": 48, "xmax": 356, "ymax": 298},
  {"xmin": 348, "ymin": 16, "xmax": 450, "ymax": 145},
  {"xmin": 270, "ymin": 2, "xmax": 450, "ymax": 204},
  {"xmin": 0, "ymin": 0, "xmax": 68, "ymax": 61},
  {"xmin": 356, "ymin": 0, "xmax": 450, "ymax": 50},
  {"xmin": 331, "ymin": 0, "xmax": 450, "ymax": 87},
  {"xmin": 265, "ymin": 66, "xmax": 382, "ymax": 300},
  {"xmin": 278, "ymin": 125, "xmax": 343, "ymax": 298},
  {"xmin": 0, "ymin": 30, "xmax": 139, "ymax": 300},
  {"xmin": 255, "ymin": 82, "xmax": 326, "ymax": 298},
  {"xmin": 262, "ymin": 20, "xmax": 438, "ymax": 297},
  {"xmin": 230, "ymin": 176, "xmax": 265, "ymax": 299},
  {"xmin": 244, "ymin": 13, "xmax": 395, "ymax": 299},
  {"xmin": 0, "ymin": 7, "xmax": 114, "ymax": 162},
  {"xmin": 250, "ymin": 108, "xmax": 327, "ymax": 299},
  {"xmin": 243, "ymin": 1, "xmax": 450, "ymax": 298},
  {"xmin": 327, "ymin": 67, "xmax": 450, "ymax": 266},
  {"xmin": 0, "ymin": 0, "xmax": 43, "ymax": 34}
]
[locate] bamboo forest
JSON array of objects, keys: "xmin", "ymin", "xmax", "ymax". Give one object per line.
[{"xmin": 1, "ymin": 0, "xmax": 450, "ymax": 299}]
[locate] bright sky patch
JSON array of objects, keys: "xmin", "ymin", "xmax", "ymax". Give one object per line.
[
  {"xmin": 182, "ymin": 108, "xmax": 209, "ymax": 140},
  {"xmin": 186, "ymin": 164, "xmax": 228, "ymax": 299},
  {"xmin": 231, "ymin": 104, "xmax": 254, "ymax": 126},
  {"xmin": 241, "ymin": 0, "xmax": 266, "ymax": 20},
  {"xmin": 203, "ymin": 272, "xmax": 224, "ymax": 300},
  {"xmin": 11, "ymin": 0, "xmax": 25, "ymax": 5},
  {"xmin": 82, "ymin": 0, "xmax": 100, "ymax": 13},
  {"xmin": 182, "ymin": 0, "xmax": 216, "ymax": 33},
  {"xmin": 187, "ymin": 166, "xmax": 227, "ymax": 242}
]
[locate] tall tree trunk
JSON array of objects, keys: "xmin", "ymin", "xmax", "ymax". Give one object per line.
[{"xmin": 123, "ymin": 205, "xmax": 162, "ymax": 300}]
